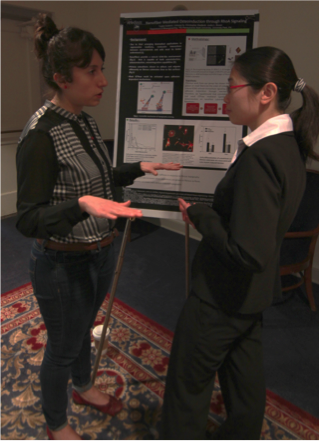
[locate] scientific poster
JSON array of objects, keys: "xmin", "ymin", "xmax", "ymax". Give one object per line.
[{"xmin": 114, "ymin": 10, "xmax": 259, "ymax": 219}]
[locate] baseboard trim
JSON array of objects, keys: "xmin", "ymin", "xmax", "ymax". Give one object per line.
[{"xmin": 1, "ymin": 192, "xmax": 17, "ymax": 217}]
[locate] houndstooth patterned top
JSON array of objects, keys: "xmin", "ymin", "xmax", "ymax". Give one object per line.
[{"xmin": 16, "ymin": 101, "xmax": 144, "ymax": 243}]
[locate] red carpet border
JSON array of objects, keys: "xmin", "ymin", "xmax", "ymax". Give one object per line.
[{"xmin": 1, "ymin": 283, "xmax": 319, "ymax": 440}]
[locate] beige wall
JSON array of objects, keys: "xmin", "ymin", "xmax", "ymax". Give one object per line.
[
  {"xmin": 3, "ymin": 1, "xmax": 319, "ymax": 142},
  {"xmin": 2, "ymin": 1, "xmax": 90, "ymax": 29}
]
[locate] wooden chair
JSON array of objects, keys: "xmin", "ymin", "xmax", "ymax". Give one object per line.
[{"xmin": 279, "ymin": 169, "xmax": 319, "ymax": 311}]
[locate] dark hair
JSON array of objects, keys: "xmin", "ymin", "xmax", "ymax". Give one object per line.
[
  {"xmin": 234, "ymin": 47, "xmax": 319, "ymax": 162},
  {"xmin": 34, "ymin": 14, "xmax": 105, "ymax": 93}
]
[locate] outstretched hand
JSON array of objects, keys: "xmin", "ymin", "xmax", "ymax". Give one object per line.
[
  {"xmin": 140, "ymin": 162, "xmax": 183, "ymax": 176},
  {"xmin": 178, "ymin": 198, "xmax": 195, "ymax": 229},
  {"xmin": 78, "ymin": 196, "xmax": 143, "ymax": 220}
]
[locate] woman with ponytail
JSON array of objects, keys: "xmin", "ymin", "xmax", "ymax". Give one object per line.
[
  {"xmin": 16, "ymin": 14, "xmax": 181, "ymax": 440},
  {"xmin": 161, "ymin": 47, "xmax": 318, "ymax": 439}
]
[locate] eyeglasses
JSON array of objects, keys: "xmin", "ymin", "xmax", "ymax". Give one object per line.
[{"xmin": 226, "ymin": 84, "xmax": 253, "ymax": 94}]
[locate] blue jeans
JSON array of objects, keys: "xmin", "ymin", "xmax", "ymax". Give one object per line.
[{"xmin": 29, "ymin": 239, "xmax": 115, "ymax": 431}]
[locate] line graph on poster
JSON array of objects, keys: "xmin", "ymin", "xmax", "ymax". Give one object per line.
[{"xmin": 124, "ymin": 120, "xmax": 158, "ymax": 163}]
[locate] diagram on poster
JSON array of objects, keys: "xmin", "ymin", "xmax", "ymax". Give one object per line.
[
  {"xmin": 183, "ymin": 36, "xmax": 247, "ymax": 117},
  {"xmin": 137, "ymin": 82, "xmax": 174, "ymax": 114}
]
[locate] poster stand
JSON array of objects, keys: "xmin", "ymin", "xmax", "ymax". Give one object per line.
[
  {"xmin": 91, "ymin": 216, "xmax": 190, "ymax": 380},
  {"xmin": 185, "ymin": 223, "xmax": 190, "ymax": 298},
  {"xmin": 91, "ymin": 218, "xmax": 133, "ymax": 384}
]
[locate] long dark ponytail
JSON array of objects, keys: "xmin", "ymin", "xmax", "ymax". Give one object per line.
[{"xmin": 234, "ymin": 47, "xmax": 318, "ymax": 162}]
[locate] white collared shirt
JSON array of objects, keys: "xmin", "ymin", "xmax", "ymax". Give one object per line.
[
  {"xmin": 230, "ymin": 114, "xmax": 294, "ymax": 166},
  {"xmin": 242, "ymin": 114, "xmax": 294, "ymax": 146}
]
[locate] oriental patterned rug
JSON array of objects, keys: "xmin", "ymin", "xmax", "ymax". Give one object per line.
[{"xmin": 1, "ymin": 283, "xmax": 318, "ymax": 440}]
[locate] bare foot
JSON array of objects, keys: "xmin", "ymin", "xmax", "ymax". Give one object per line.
[
  {"xmin": 79, "ymin": 385, "xmax": 111, "ymax": 405},
  {"xmin": 50, "ymin": 424, "xmax": 81, "ymax": 440}
]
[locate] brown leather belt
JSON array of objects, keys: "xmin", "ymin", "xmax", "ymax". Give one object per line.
[{"xmin": 36, "ymin": 229, "xmax": 119, "ymax": 252}]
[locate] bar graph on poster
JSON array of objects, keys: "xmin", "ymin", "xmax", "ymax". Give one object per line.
[
  {"xmin": 114, "ymin": 9, "xmax": 259, "ymax": 219},
  {"xmin": 199, "ymin": 125, "xmax": 238, "ymax": 154}
]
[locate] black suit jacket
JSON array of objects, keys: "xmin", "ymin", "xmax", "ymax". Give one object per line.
[{"xmin": 188, "ymin": 132, "xmax": 306, "ymax": 314}]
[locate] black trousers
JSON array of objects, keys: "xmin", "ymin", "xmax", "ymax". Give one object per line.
[{"xmin": 161, "ymin": 293, "xmax": 266, "ymax": 440}]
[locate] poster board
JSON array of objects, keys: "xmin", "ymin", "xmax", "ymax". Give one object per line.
[{"xmin": 114, "ymin": 10, "xmax": 259, "ymax": 219}]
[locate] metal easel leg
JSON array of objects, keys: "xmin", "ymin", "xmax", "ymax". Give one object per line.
[
  {"xmin": 185, "ymin": 222, "xmax": 190, "ymax": 298},
  {"xmin": 91, "ymin": 218, "xmax": 133, "ymax": 384}
]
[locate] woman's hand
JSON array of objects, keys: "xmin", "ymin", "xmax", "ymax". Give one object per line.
[
  {"xmin": 178, "ymin": 198, "xmax": 195, "ymax": 229},
  {"xmin": 140, "ymin": 162, "xmax": 183, "ymax": 176},
  {"xmin": 78, "ymin": 196, "xmax": 143, "ymax": 220}
]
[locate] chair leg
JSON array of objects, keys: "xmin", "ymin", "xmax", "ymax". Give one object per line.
[{"xmin": 304, "ymin": 267, "xmax": 317, "ymax": 311}]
